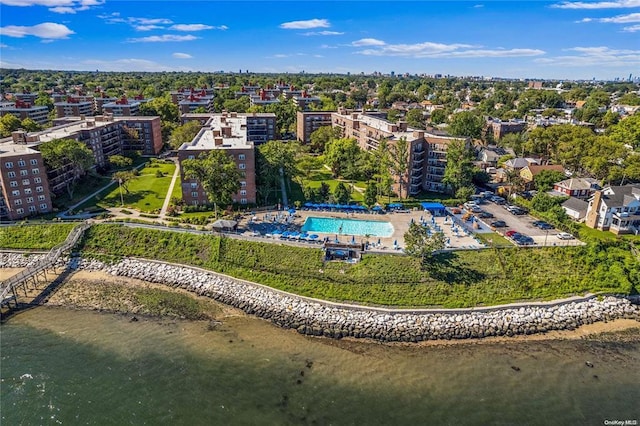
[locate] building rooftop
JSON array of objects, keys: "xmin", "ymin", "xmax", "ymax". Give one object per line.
[
  {"xmin": 179, "ymin": 115, "xmax": 253, "ymax": 151},
  {"xmin": 0, "ymin": 142, "xmax": 40, "ymax": 158}
]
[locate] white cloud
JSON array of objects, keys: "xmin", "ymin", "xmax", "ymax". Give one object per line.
[
  {"xmin": 302, "ymin": 30, "xmax": 343, "ymax": 36},
  {"xmin": 170, "ymin": 24, "xmax": 213, "ymax": 31},
  {"xmin": 473, "ymin": 4, "xmax": 484, "ymax": 8},
  {"xmin": 0, "ymin": 43, "xmax": 7, "ymax": 47},
  {"xmin": 600, "ymin": 12, "xmax": 640, "ymax": 22},
  {"xmin": 0, "ymin": 22, "xmax": 74, "ymax": 39},
  {"xmin": 279, "ymin": 19, "xmax": 330, "ymax": 29},
  {"xmin": 0, "ymin": 0, "xmax": 104, "ymax": 13},
  {"xmin": 351, "ymin": 38, "xmax": 386, "ymax": 47},
  {"xmin": 134, "ymin": 25, "xmax": 163, "ymax": 31},
  {"xmin": 352, "ymin": 39, "xmax": 544, "ymax": 58},
  {"xmin": 172, "ymin": 52, "xmax": 193, "ymax": 59},
  {"xmin": 127, "ymin": 34, "xmax": 199, "ymax": 43},
  {"xmin": 82, "ymin": 58, "xmax": 175, "ymax": 72},
  {"xmin": 552, "ymin": 0, "xmax": 640, "ymax": 9},
  {"xmin": 623, "ymin": 24, "xmax": 640, "ymax": 31},
  {"xmin": 534, "ymin": 46, "xmax": 640, "ymax": 67},
  {"xmin": 320, "ymin": 44, "xmax": 338, "ymax": 49}
]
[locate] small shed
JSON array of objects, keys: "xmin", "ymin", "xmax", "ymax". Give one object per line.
[
  {"xmin": 323, "ymin": 241, "xmax": 364, "ymax": 262},
  {"xmin": 562, "ymin": 198, "xmax": 589, "ymax": 221},
  {"xmin": 212, "ymin": 219, "xmax": 238, "ymax": 232}
]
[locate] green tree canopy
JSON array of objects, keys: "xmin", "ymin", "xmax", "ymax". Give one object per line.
[
  {"xmin": 0, "ymin": 114, "xmax": 22, "ymax": 137},
  {"xmin": 309, "ymin": 125, "xmax": 341, "ymax": 154},
  {"xmin": 108, "ymin": 155, "xmax": 133, "ymax": 169},
  {"xmin": 39, "ymin": 138, "xmax": 94, "ymax": 198},
  {"xmin": 363, "ymin": 182, "xmax": 378, "ymax": 207},
  {"xmin": 325, "ymin": 138, "xmax": 360, "ymax": 178},
  {"xmin": 448, "ymin": 111, "xmax": 483, "ymax": 139},
  {"xmin": 169, "ymin": 120, "xmax": 202, "ymax": 150},
  {"xmin": 333, "ymin": 182, "xmax": 351, "ymax": 204},
  {"xmin": 390, "ymin": 137, "xmax": 410, "ymax": 199},
  {"xmin": 403, "ymin": 222, "xmax": 447, "ymax": 267},
  {"xmin": 405, "ymin": 109, "xmax": 426, "ymax": 129},
  {"xmin": 181, "ymin": 149, "xmax": 242, "ymax": 216},
  {"xmin": 112, "ymin": 170, "xmax": 137, "ymax": 194},
  {"xmin": 608, "ymin": 113, "xmax": 640, "ymax": 150},
  {"xmin": 534, "ymin": 169, "xmax": 567, "ymax": 192},
  {"xmin": 442, "ymin": 139, "xmax": 474, "ymax": 196}
]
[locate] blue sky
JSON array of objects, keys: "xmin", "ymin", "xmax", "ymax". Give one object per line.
[{"xmin": 1, "ymin": 0, "xmax": 639, "ymax": 80}]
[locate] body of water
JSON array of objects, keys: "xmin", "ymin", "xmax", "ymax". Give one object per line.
[
  {"xmin": 301, "ymin": 216, "xmax": 394, "ymax": 237},
  {"xmin": 2, "ymin": 306, "xmax": 639, "ymax": 425}
]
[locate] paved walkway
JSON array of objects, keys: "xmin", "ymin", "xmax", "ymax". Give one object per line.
[{"xmin": 160, "ymin": 160, "xmax": 180, "ymax": 218}]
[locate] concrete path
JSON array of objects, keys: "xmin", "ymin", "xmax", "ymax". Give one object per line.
[{"xmin": 160, "ymin": 160, "xmax": 180, "ymax": 218}]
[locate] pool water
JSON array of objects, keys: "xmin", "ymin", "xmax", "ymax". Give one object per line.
[{"xmin": 301, "ymin": 216, "xmax": 394, "ymax": 237}]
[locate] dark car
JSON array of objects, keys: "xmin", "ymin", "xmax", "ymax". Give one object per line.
[
  {"xmin": 476, "ymin": 211, "xmax": 494, "ymax": 218},
  {"xmin": 514, "ymin": 235, "xmax": 535, "ymax": 245},
  {"xmin": 510, "ymin": 207, "xmax": 527, "ymax": 215},
  {"xmin": 491, "ymin": 220, "xmax": 507, "ymax": 228},
  {"xmin": 532, "ymin": 220, "xmax": 553, "ymax": 229}
]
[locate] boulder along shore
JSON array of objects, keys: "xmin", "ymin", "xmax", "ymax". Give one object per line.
[{"xmin": 2, "ymin": 253, "xmax": 639, "ymax": 342}]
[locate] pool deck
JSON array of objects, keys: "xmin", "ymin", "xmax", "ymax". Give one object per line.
[{"xmin": 239, "ymin": 208, "xmax": 485, "ymax": 252}]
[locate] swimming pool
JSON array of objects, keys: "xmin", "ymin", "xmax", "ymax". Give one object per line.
[{"xmin": 301, "ymin": 216, "xmax": 394, "ymax": 237}]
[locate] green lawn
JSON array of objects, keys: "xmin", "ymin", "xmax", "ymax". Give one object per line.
[
  {"xmin": 0, "ymin": 223, "xmax": 76, "ymax": 250},
  {"xmin": 297, "ymin": 169, "xmax": 367, "ymax": 203},
  {"xmin": 52, "ymin": 173, "xmax": 112, "ymax": 208},
  {"xmin": 474, "ymin": 232, "xmax": 512, "ymax": 247},
  {"xmin": 92, "ymin": 162, "xmax": 176, "ymax": 213}
]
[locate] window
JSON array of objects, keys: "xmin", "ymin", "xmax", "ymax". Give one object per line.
[
  {"xmin": 191, "ymin": 191, "xmax": 198, "ymax": 197},
  {"xmin": 5, "ymin": 162, "xmax": 13, "ymax": 168},
  {"xmin": 190, "ymin": 182, "xmax": 198, "ymax": 189},
  {"xmin": 22, "ymin": 179, "xmax": 30, "ymax": 185},
  {"xmin": 14, "ymin": 199, "xmax": 22, "ymax": 206},
  {"xmin": 192, "ymin": 200, "xmax": 198, "ymax": 206},
  {"xmin": 8, "ymin": 171, "xmax": 16, "ymax": 178},
  {"xmin": 240, "ymin": 190, "xmax": 247, "ymax": 196},
  {"xmin": 239, "ymin": 163, "xmax": 246, "ymax": 170},
  {"xmin": 24, "ymin": 188, "xmax": 32, "ymax": 195},
  {"xmin": 16, "ymin": 208, "xmax": 24, "ymax": 215},
  {"xmin": 9, "ymin": 181, "xmax": 18, "ymax": 187},
  {"xmin": 240, "ymin": 198, "xmax": 248, "ymax": 204},
  {"xmin": 18, "ymin": 160, "xmax": 26, "ymax": 167},
  {"xmin": 40, "ymin": 203, "xmax": 48, "ymax": 210},
  {"xmin": 240, "ymin": 181, "xmax": 247, "ymax": 187},
  {"xmin": 38, "ymin": 195, "xmax": 45, "ymax": 201},
  {"xmin": 11, "ymin": 190, "xmax": 20, "ymax": 196},
  {"xmin": 29, "ymin": 206, "xmax": 37, "ymax": 213},
  {"xmin": 238, "ymin": 154, "xmax": 245, "ymax": 160},
  {"xmin": 20, "ymin": 170, "xmax": 28, "ymax": 176},
  {"xmin": 36, "ymin": 186, "xmax": 43, "ymax": 193},
  {"xmin": 32, "ymin": 168, "xmax": 39, "ymax": 175},
  {"xmin": 26, "ymin": 197, "xmax": 34, "ymax": 203},
  {"xmin": 188, "ymin": 155, "xmax": 195, "ymax": 160},
  {"xmin": 30, "ymin": 159, "xmax": 38, "ymax": 165}
]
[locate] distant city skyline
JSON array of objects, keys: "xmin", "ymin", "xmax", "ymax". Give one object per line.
[{"xmin": 1, "ymin": 0, "xmax": 639, "ymax": 80}]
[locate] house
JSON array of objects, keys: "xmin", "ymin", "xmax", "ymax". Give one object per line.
[
  {"xmin": 503, "ymin": 157, "xmax": 538, "ymax": 172},
  {"xmin": 552, "ymin": 177, "xmax": 599, "ymax": 199},
  {"xmin": 562, "ymin": 197, "xmax": 589, "ymax": 221},
  {"xmin": 477, "ymin": 146, "xmax": 512, "ymax": 168},
  {"xmin": 519, "ymin": 164, "xmax": 565, "ymax": 190},
  {"xmin": 584, "ymin": 184, "xmax": 640, "ymax": 234}
]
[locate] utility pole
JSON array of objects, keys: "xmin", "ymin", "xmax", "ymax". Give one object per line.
[{"xmin": 118, "ymin": 178, "xmax": 124, "ymax": 206}]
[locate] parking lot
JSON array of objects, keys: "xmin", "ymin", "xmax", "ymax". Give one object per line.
[{"xmin": 467, "ymin": 199, "xmax": 584, "ymax": 247}]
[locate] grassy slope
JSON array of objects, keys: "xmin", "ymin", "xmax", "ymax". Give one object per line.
[
  {"xmin": 0, "ymin": 223, "xmax": 76, "ymax": 250},
  {"xmin": 74, "ymin": 224, "xmax": 638, "ymax": 308}
]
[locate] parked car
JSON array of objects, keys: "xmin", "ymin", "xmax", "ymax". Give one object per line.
[
  {"xmin": 470, "ymin": 206, "xmax": 483, "ymax": 213},
  {"xmin": 505, "ymin": 230, "xmax": 518, "ymax": 237},
  {"xmin": 532, "ymin": 221, "xmax": 553, "ymax": 230},
  {"xmin": 464, "ymin": 201, "xmax": 478, "ymax": 210},
  {"xmin": 510, "ymin": 207, "xmax": 527, "ymax": 215},
  {"xmin": 491, "ymin": 196, "xmax": 506, "ymax": 205},
  {"xmin": 514, "ymin": 235, "xmax": 535, "ymax": 245},
  {"xmin": 556, "ymin": 232, "xmax": 575, "ymax": 240},
  {"xmin": 490, "ymin": 220, "xmax": 507, "ymax": 228},
  {"xmin": 476, "ymin": 211, "xmax": 494, "ymax": 218}
]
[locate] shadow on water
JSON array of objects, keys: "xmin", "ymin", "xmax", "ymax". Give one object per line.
[{"xmin": 426, "ymin": 252, "xmax": 486, "ymax": 284}]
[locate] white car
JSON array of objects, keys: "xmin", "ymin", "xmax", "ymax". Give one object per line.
[{"xmin": 556, "ymin": 232, "xmax": 575, "ymax": 240}]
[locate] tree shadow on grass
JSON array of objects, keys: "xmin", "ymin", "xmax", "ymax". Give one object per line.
[
  {"xmin": 100, "ymin": 190, "xmax": 154, "ymax": 208},
  {"xmin": 424, "ymin": 251, "xmax": 486, "ymax": 285}
]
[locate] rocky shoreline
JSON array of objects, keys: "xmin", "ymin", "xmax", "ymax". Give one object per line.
[{"xmin": 2, "ymin": 252, "xmax": 639, "ymax": 342}]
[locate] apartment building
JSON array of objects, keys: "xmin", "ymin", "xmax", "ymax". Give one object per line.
[
  {"xmin": 250, "ymin": 89, "xmax": 280, "ymax": 107},
  {"xmin": 292, "ymin": 92, "xmax": 322, "ymax": 110},
  {"xmin": 0, "ymin": 142, "xmax": 52, "ymax": 220},
  {"xmin": 182, "ymin": 112, "xmax": 277, "ymax": 145},
  {"xmin": 487, "ymin": 119, "xmax": 527, "ymax": 140},
  {"xmin": 331, "ymin": 109, "xmax": 469, "ymax": 195},
  {"xmin": 177, "ymin": 112, "xmax": 256, "ymax": 206},
  {"xmin": 94, "ymin": 93, "xmax": 118, "ymax": 114},
  {"xmin": 170, "ymin": 87, "xmax": 215, "ymax": 104},
  {"xmin": 54, "ymin": 97, "xmax": 95, "ymax": 118},
  {"xmin": 0, "ymin": 100, "xmax": 50, "ymax": 125},
  {"xmin": 296, "ymin": 111, "xmax": 333, "ymax": 144},
  {"xmin": 178, "ymin": 93, "xmax": 215, "ymax": 114},
  {"xmin": 102, "ymin": 97, "xmax": 147, "ymax": 116}
]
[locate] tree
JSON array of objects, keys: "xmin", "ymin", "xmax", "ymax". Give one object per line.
[
  {"xmin": 0, "ymin": 114, "xmax": 22, "ymax": 137},
  {"xmin": 406, "ymin": 109, "xmax": 426, "ymax": 129},
  {"xmin": 333, "ymin": 182, "xmax": 351, "ymax": 204},
  {"xmin": 181, "ymin": 149, "xmax": 242, "ymax": 217},
  {"xmin": 386, "ymin": 109, "xmax": 401, "ymax": 123},
  {"xmin": 112, "ymin": 170, "xmax": 136, "ymax": 193},
  {"xmin": 608, "ymin": 113, "xmax": 640, "ymax": 150},
  {"xmin": 296, "ymin": 154, "xmax": 323, "ymax": 180},
  {"xmin": 20, "ymin": 117, "xmax": 41, "ymax": 132},
  {"xmin": 429, "ymin": 108, "xmax": 447, "ymax": 125},
  {"xmin": 363, "ymin": 182, "xmax": 378, "ymax": 207},
  {"xmin": 325, "ymin": 138, "xmax": 360, "ymax": 178},
  {"xmin": 108, "ymin": 155, "xmax": 133, "ymax": 169},
  {"xmin": 443, "ymin": 139, "xmax": 474, "ymax": 196},
  {"xmin": 309, "ymin": 125, "xmax": 340, "ymax": 154},
  {"xmin": 448, "ymin": 111, "xmax": 483, "ymax": 139},
  {"xmin": 318, "ymin": 182, "xmax": 331, "ymax": 202},
  {"xmin": 256, "ymin": 140, "xmax": 300, "ymax": 205},
  {"xmin": 39, "ymin": 139, "xmax": 94, "ymax": 198},
  {"xmin": 403, "ymin": 222, "xmax": 446, "ymax": 267},
  {"xmin": 390, "ymin": 137, "xmax": 410, "ymax": 199},
  {"xmin": 534, "ymin": 169, "xmax": 566, "ymax": 192},
  {"xmin": 169, "ymin": 120, "xmax": 202, "ymax": 150}
]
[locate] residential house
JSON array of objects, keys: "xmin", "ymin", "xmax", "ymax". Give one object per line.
[
  {"xmin": 562, "ymin": 197, "xmax": 589, "ymax": 221},
  {"xmin": 519, "ymin": 164, "xmax": 565, "ymax": 190},
  {"xmin": 552, "ymin": 177, "xmax": 599, "ymax": 199},
  {"xmin": 584, "ymin": 184, "xmax": 640, "ymax": 234},
  {"xmin": 504, "ymin": 157, "xmax": 539, "ymax": 172}
]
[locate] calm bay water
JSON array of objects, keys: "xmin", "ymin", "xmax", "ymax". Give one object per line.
[{"xmin": 1, "ymin": 307, "xmax": 639, "ymax": 425}]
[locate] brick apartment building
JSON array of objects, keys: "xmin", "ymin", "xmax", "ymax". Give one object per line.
[
  {"xmin": 102, "ymin": 96, "xmax": 147, "ymax": 116},
  {"xmin": 54, "ymin": 96, "xmax": 95, "ymax": 118},
  {"xmin": 0, "ymin": 99, "xmax": 50, "ymax": 125},
  {"xmin": 182, "ymin": 112, "xmax": 277, "ymax": 145},
  {"xmin": 0, "ymin": 143, "xmax": 52, "ymax": 220},
  {"xmin": 487, "ymin": 118, "xmax": 527, "ymax": 140},
  {"xmin": 177, "ymin": 112, "xmax": 256, "ymax": 206},
  {"xmin": 296, "ymin": 111, "xmax": 333, "ymax": 144},
  {"xmin": 331, "ymin": 109, "xmax": 469, "ymax": 195}
]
